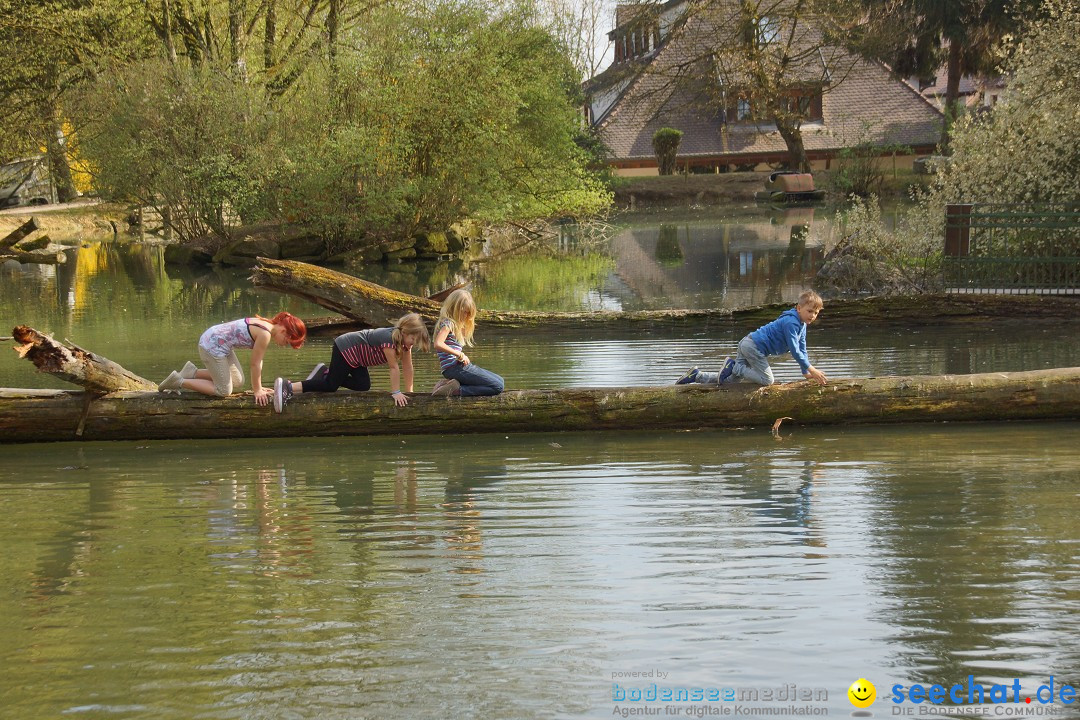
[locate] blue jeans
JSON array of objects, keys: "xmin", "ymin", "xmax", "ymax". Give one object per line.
[{"xmin": 443, "ymin": 362, "xmax": 504, "ymax": 397}]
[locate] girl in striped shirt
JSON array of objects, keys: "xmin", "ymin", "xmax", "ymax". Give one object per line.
[
  {"xmin": 272, "ymin": 313, "xmax": 430, "ymax": 412},
  {"xmin": 431, "ymin": 289, "xmax": 504, "ymax": 397}
]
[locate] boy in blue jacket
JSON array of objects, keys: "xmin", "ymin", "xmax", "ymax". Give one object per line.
[{"xmin": 677, "ymin": 290, "xmax": 828, "ymax": 386}]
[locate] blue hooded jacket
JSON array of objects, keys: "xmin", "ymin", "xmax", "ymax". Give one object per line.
[{"xmin": 749, "ymin": 308, "xmax": 810, "ymax": 373}]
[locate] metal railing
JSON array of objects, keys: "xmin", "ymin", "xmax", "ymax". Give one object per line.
[{"xmin": 943, "ymin": 203, "xmax": 1080, "ymax": 294}]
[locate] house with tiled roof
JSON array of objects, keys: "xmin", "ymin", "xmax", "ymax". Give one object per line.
[{"xmin": 586, "ymin": 0, "xmax": 944, "ymax": 175}]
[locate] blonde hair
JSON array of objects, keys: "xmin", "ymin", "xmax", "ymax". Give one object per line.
[
  {"xmin": 391, "ymin": 313, "xmax": 431, "ymax": 353},
  {"xmin": 438, "ymin": 289, "xmax": 476, "ymax": 347},
  {"xmin": 798, "ymin": 289, "xmax": 823, "ymax": 310}
]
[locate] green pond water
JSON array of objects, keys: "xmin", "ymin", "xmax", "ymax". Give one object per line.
[{"xmin": 1, "ymin": 212, "xmax": 1078, "ymax": 719}]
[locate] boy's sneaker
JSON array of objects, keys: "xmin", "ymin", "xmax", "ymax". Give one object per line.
[
  {"xmin": 179, "ymin": 361, "xmax": 198, "ymax": 379},
  {"xmin": 158, "ymin": 370, "xmax": 183, "ymax": 392},
  {"xmin": 675, "ymin": 367, "xmax": 699, "ymax": 385},
  {"xmin": 273, "ymin": 377, "xmax": 294, "ymax": 413},
  {"xmin": 717, "ymin": 357, "xmax": 736, "ymax": 384},
  {"xmin": 432, "ymin": 379, "xmax": 460, "ymax": 397},
  {"xmin": 304, "ymin": 363, "xmax": 326, "ymax": 381}
]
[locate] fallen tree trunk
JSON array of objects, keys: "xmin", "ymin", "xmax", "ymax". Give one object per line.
[
  {"xmin": 2, "ymin": 367, "xmax": 1078, "ymax": 443},
  {"xmin": 251, "ymin": 258, "xmax": 1080, "ymax": 331},
  {"xmin": 10, "ymin": 326, "xmax": 158, "ymax": 393},
  {"xmin": 0, "ymin": 217, "xmax": 40, "ymax": 248}
]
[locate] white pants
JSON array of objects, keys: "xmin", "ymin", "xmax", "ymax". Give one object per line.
[{"xmin": 199, "ymin": 345, "xmax": 244, "ymax": 396}]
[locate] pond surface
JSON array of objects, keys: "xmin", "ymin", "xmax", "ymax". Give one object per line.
[{"xmin": 1, "ymin": 210, "xmax": 1078, "ymax": 719}]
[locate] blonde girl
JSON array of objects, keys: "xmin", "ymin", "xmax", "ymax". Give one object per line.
[
  {"xmin": 158, "ymin": 312, "xmax": 307, "ymax": 406},
  {"xmin": 272, "ymin": 312, "xmax": 431, "ymax": 412},
  {"xmin": 431, "ymin": 289, "xmax": 504, "ymax": 397}
]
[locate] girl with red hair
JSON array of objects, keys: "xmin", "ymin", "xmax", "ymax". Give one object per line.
[{"xmin": 158, "ymin": 311, "xmax": 307, "ymax": 406}]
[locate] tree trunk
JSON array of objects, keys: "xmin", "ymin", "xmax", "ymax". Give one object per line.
[
  {"xmin": 10, "ymin": 326, "xmax": 157, "ymax": 394},
  {"xmin": 2, "ymin": 367, "xmax": 1079, "ymax": 443},
  {"xmin": 940, "ymin": 40, "xmax": 963, "ymax": 152},
  {"xmin": 42, "ymin": 96, "xmax": 77, "ymax": 203},
  {"xmin": 250, "ymin": 258, "xmax": 1080, "ymax": 332},
  {"xmin": 0, "ymin": 217, "xmax": 40, "ymax": 248},
  {"xmin": 775, "ymin": 120, "xmax": 810, "ymax": 172},
  {"xmin": 263, "ymin": 0, "xmax": 276, "ymax": 70},
  {"xmin": 162, "ymin": 0, "xmax": 178, "ymax": 63}
]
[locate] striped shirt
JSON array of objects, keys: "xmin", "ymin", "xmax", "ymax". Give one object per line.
[
  {"xmin": 435, "ymin": 319, "xmax": 463, "ymax": 371},
  {"xmin": 334, "ymin": 327, "xmax": 395, "ymax": 369}
]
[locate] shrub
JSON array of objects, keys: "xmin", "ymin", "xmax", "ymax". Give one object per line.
[{"xmin": 652, "ymin": 128, "xmax": 683, "ymax": 176}]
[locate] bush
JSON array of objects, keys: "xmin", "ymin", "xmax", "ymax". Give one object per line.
[{"xmin": 652, "ymin": 128, "xmax": 683, "ymax": 176}]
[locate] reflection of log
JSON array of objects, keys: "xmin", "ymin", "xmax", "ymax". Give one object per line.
[
  {"xmin": 11, "ymin": 326, "xmax": 157, "ymax": 393},
  {"xmin": 0, "ymin": 217, "xmax": 40, "ymax": 248},
  {"xmin": 2, "ymin": 367, "xmax": 1079, "ymax": 443},
  {"xmin": 252, "ymin": 257, "xmax": 1080, "ymax": 331},
  {"xmin": 0, "ymin": 249, "xmax": 65, "ymax": 264}
]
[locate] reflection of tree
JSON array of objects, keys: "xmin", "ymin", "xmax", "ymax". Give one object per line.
[
  {"xmin": 655, "ymin": 224, "xmax": 684, "ymax": 267},
  {"xmin": 764, "ymin": 223, "xmax": 809, "ymax": 305}
]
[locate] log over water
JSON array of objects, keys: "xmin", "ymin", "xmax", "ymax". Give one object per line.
[
  {"xmin": 2, "ymin": 367, "xmax": 1078, "ymax": 443},
  {"xmin": 251, "ymin": 258, "xmax": 1080, "ymax": 332},
  {"xmin": 10, "ymin": 326, "xmax": 157, "ymax": 393}
]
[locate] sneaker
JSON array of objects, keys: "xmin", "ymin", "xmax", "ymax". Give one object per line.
[
  {"xmin": 431, "ymin": 377, "xmax": 451, "ymax": 394},
  {"xmin": 432, "ymin": 379, "xmax": 460, "ymax": 397},
  {"xmin": 675, "ymin": 367, "xmax": 699, "ymax": 385},
  {"xmin": 158, "ymin": 370, "xmax": 183, "ymax": 392},
  {"xmin": 717, "ymin": 357, "xmax": 736, "ymax": 384},
  {"xmin": 273, "ymin": 377, "xmax": 294, "ymax": 413},
  {"xmin": 305, "ymin": 363, "xmax": 326, "ymax": 381},
  {"xmin": 179, "ymin": 361, "xmax": 198, "ymax": 379}
]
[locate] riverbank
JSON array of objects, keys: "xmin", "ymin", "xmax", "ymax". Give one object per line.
[
  {"xmin": 611, "ymin": 168, "xmax": 928, "ymax": 213},
  {"xmin": 0, "ymin": 199, "xmax": 127, "ymax": 242}
]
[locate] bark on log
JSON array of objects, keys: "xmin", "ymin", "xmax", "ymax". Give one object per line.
[
  {"xmin": 251, "ymin": 258, "xmax": 1080, "ymax": 332},
  {"xmin": 0, "ymin": 217, "xmax": 41, "ymax": 248},
  {"xmin": 1, "ymin": 367, "xmax": 1078, "ymax": 443},
  {"xmin": 10, "ymin": 326, "xmax": 158, "ymax": 393},
  {"xmin": 13, "ymin": 233, "xmax": 50, "ymax": 251},
  {"xmin": 0, "ymin": 249, "xmax": 65, "ymax": 265}
]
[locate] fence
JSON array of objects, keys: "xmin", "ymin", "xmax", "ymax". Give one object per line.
[{"xmin": 943, "ymin": 204, "xmax": 1080, "ymax": 294}]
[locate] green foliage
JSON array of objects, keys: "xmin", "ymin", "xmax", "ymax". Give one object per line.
[
  {"xmin": 652, "ymin": 128, "xmax": 683, "ymax": 176},
  {"xmin": 279, "ymin": 1, "xmax": 610, "ymax": 245},
  {"xmin": 70, "ymin": 0, "xmax": 610, "ymax": 246},
  {"xmin": 75, "ymin": 62, "xmax": 284, "ymax": 242},
  {"xmin": 832, "ymin": 124, "xmax": 911, "ymax": 198},
  {"xmin": 816, "ymin": 197, "xmax": 943, "ymax": 295}
]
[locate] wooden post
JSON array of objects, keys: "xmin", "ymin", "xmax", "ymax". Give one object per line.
[{"xmin": 944, "ymin": 204, "xmax": 972, "ymax": 256}]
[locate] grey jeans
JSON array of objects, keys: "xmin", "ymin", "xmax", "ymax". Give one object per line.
[{"xmin": 731, "ymin": 334, "xmax": 774, "ymax": 385}]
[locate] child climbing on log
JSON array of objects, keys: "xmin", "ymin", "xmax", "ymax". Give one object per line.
[
  {"xmin": 676, "ymin": 290, "xmax": 828, "ymax": 387},
  {"xmin": 431, "ymin": 289, "xmax": 504, "ymax": 397},
  {"xmin": 272, "ymin": 312, "xmax": 431, "ymax": 413},
  {"xmin": 158, "ymin": 312, "xmax": 307, "ymax": 405}
]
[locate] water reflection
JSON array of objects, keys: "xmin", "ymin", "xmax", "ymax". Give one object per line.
[{"xmin": 2, "ymin": 427, "xmax": 1077, "ymax": 717}]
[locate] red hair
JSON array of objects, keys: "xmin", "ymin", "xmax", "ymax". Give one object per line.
[{"xmin": 261, "ymin": 311, "xmax": 307, "ymax": 348}]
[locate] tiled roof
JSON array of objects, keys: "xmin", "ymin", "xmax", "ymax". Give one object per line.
[{"xmin": 594, "ymin": 7, "xmax": 943, "ymax": 161}]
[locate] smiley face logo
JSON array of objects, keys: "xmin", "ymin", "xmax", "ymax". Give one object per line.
[{"xmin": 848, "ymin": 678, "xmax": 876, "ymax": 708}]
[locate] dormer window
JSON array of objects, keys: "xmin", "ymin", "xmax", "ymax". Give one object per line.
[{"xmin": 613, "ymin": 21, "xmax": 661, "ymax": 63}]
